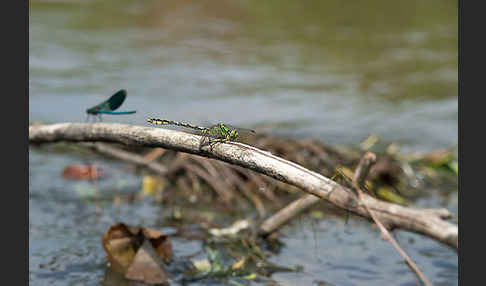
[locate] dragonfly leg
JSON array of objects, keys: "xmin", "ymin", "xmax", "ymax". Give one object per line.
[
  {"xmin": 199, "ymin": 136, "xmax": 206, "ymax": 150},
  {"xmin": 199, "ymin": 135, "xmax": 222, "ymax": 151},
  {"xmin": 210, "ymin": 138, "xmax": 229, "ymax": 150},
  {"xmin": 199, "ymin": 134, "xmax": 214, "ymax": 150},
  {"xmin": 207, "ymin": 140, "xmax": 218, "ymax": 151}
]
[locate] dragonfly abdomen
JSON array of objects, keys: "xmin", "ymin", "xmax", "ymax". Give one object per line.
[
  {"xmin": 97, "ymin": 110, "xmax": 136, "ymax": 115},
  {"xmin": 147, "ymin": 118, "xmax": 207, "ymax": 131}
]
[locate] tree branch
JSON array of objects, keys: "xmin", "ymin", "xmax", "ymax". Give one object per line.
[{"xmin": 29, "ymin": 123, "xmax": 458, "ymax": 249}]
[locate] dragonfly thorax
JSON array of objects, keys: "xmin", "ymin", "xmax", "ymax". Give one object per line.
[{"xmin": 86, "ymin": 107, "xmax": 100, "ymax": 114}]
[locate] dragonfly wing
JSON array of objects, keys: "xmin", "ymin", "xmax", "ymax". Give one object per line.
[
  {"xmin": 106, "ymin": 89, "xmax": 127, "ymax": 111},
  {"xmin": 224, "ymin": 124, "xmax": 256, "ymax": 142},
  {"xmin": 86, "ymin": 89, "xmax": 127, "ymax": 114},
  {"xmin": 225, "ymin": 124, "xmax": 256, "ymax": 134}
]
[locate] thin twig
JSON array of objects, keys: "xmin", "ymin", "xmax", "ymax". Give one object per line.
[
  {"xmin": 80, "ymin": 142, "xmax": 168, "ymax": 175},
  {"xmin": 352, "ymin": 152, "xmax": 432, "ymax": 286},
  {"xmin": 143, "ymin": 147, "xmax": 166, "ymax": 163},
  {"xmin": 259, "ymin": 194, "xmax": 321, "ymax": 236}
]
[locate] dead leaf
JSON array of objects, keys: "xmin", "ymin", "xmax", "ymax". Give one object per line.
[
  {"xmin": 101, "ymin": 222, "xmax": 173, "ymax": 284},
  {"xmin": 125, "ymin": 240, "xmax": 169, "ymax": 285},
  {"xmin": 360, "ymin": 134, "xmax": 379, "ymax": 150},
  {"xmin": 142, "ymin": 176, "xmax": 165, "ymax": 200},
  {"xmin": 209, "ymin": 220, "xmax": 249, "ymax": 237},
  {"xmin": 232, "ymin": 257, "xmax": 246, "ymax": 270},
  {"xmin": 62, "ymin": 164, "xmax": 105, "ymax": 180},
  {"xmin": 101, "ymin": 223, "xmax": 141, "ymax": 273},
  {"xmin": 193, "ymin": 259, "xmax": 211, "ymax": 272},
  {"xmin": 142, "ymin": 227, "xmax": 173, "ymax": 264}
]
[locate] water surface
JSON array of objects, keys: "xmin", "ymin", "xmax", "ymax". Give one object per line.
[{"xmin": 29, "ymin": 1, "xmax": 458, "ymax": 285}]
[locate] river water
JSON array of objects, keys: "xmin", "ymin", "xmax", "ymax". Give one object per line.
[{"xmin": 29, "ymin": 1, "xmax": 458, "ymax": 285}]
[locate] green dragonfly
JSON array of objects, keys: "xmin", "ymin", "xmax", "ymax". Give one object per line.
[
  {"xmin": 147, "ymin": 118, "xmax": 256, "ymax": 147},
  {"xmin": 86, "ymin": 89, "xmax": 136, "ymax": 121}
]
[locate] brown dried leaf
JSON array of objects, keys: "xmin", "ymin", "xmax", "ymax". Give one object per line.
[
  {"xmin": 101, "ymin": 223, "xmax": 173, "ymax": 279},
  {"xmin": 142, "ymin": 228, "xmax": 173, "ymax": 264},
  {"xmin": 125, "ymin": 240, "xmax": 169, "ymax": 285},
  {"xmin": 62, "ymin": 164, "xmax": 105, "ymax": 180},
  {"xmin": 101, "ymin": 223, "xmax": 139, "ymax": 273}
]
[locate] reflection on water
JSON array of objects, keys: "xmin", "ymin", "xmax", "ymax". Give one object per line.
[{"xmin": 29, "ymin": 1, "xmax": 457, "ymax": 285}]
